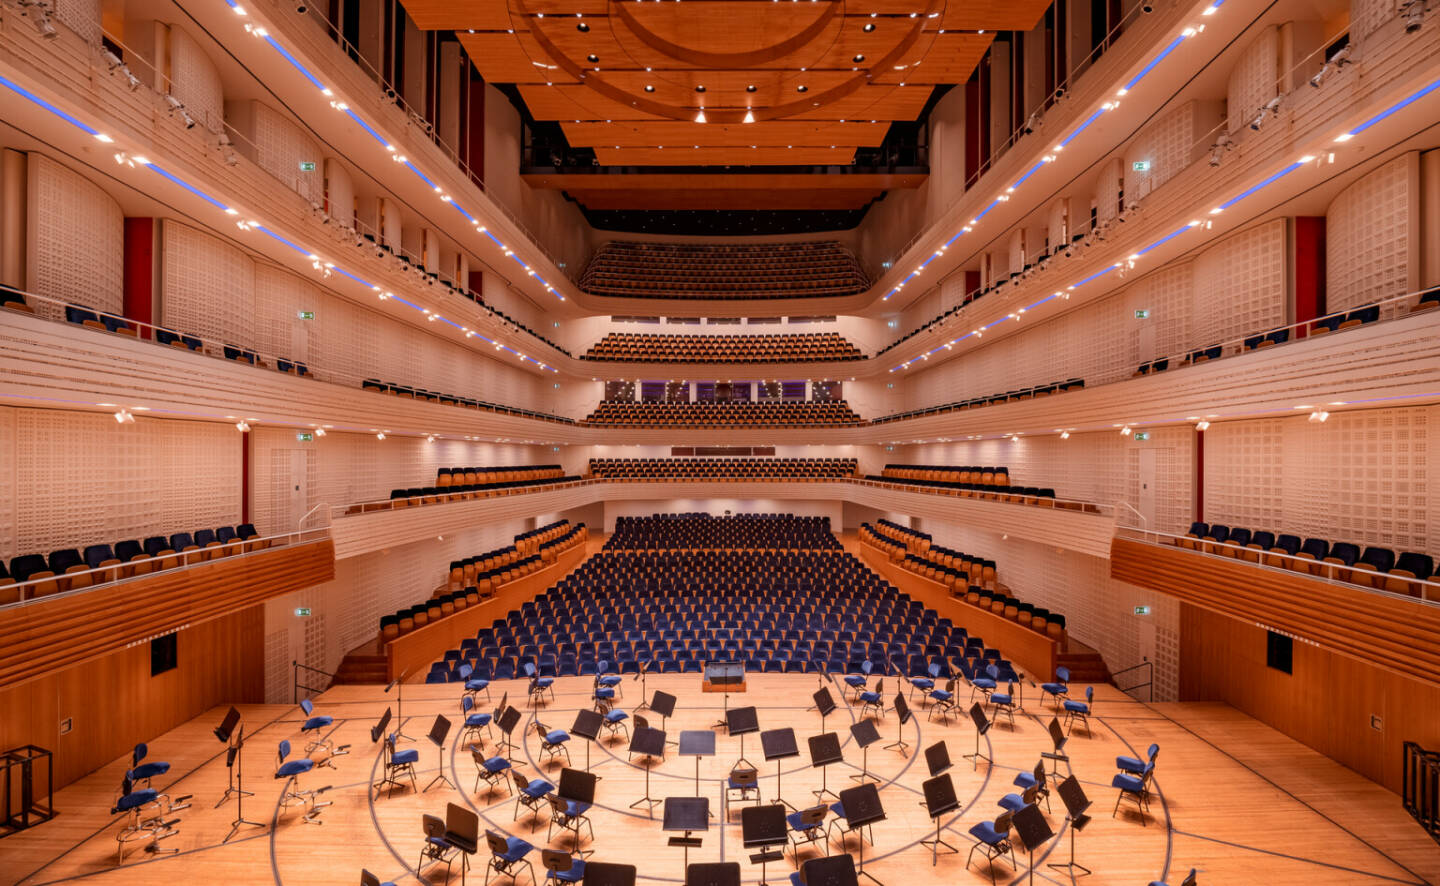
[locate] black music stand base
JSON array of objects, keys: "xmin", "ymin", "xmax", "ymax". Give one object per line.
[
  {"xmin": 963, "ymin": 732, "xmax": 992, "ymax": 770},
  {"xmin": 629, "ymin": 763, "xmax": 662, "ymax": 816},
  {"xmin": 219, "ymin": 738, "xmax": 264, "ymax": 842},
  {"xmin": 919, "ymin": 822, "xmax": 958, "ymax": 866},
  {"xmin": 855, "ymin": 829, "xmax": 883, "ymax": 886},
  {"xmin": 1047, "ymin": 825, "xmax": 1092, "ymax": 880},
  {"xmin": 813, "ymin": 765, "xmax": 840, "ymax": 801},
  {"xmin": 883, "ymin": 723, "xmax": 910, "ymax": 757},
  {"xmin": 849, "ymin": 748, "xmax": 879, "ymax": 783}
]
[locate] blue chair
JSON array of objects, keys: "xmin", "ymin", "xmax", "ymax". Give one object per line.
[
  {"xmin": 971, "ymin": 663, "xmax": 999, "ymax": 702},
  {"xmin": 965, "ymin": 811, "xmax": 1015, "ymax": 883},
  {"xmin": 275, "ymin": 740, "xmax": 329, "ymax": 823},
  {"xmin": 541, "ymin": 849, "xmax": 586, "ymax": 884},
  {"xmin": 461, "ymin": 663, "xmax": 492, "ymax": 701},
  {"xmin": 471, "ymin": 746, "xmax": 513, "ymax": 797},
  {"xmin": 928, "ymin": 678, "xmax": 958, "ymax": 723},
  {"xmin": 510, "ymin": 769, "xmax": 555, "ymax": 830},
  {"xmin": 360, "ymin": 869, "xmax": 397, "ymax": 886},
  {"xmin": 376, "ymin": 734, "xmax": 419, "ymax": 797},
  {"xmin": 989, "ymin": 682, "xmax": 1017, "ymax": 727},
  {"xmin": 524, "ymin": 662, "xmax": 555, "ymax": 704},
  {"xmin": 110, "ymin": 776, "xmax": 172, "ymax": 862},
  {"xmin": 1117, "ymin": 743, "xmax": 1159, "ymax": 776},
  {"xmin": 461, "ymin": 695, "xmax": 493, "ymax": 744},
  {"xmin": 596, "ymin": 660, "xmax": 623, "ymax": 696},
  {"xmin": 858, "ymin": 678, "xmax": 885, "ymax": 719},
  {"xmin": 910, "ymin": 661, "xmax": 942, "ymax": 698},
  {"xmin": 129, "ymin": 743, "xmax": 170, "ymax": 787},
  {"xmin": 786, "ymin": 804, "xmax": 828, "ymax": 866},
  {"xmin": 997, "ymin": 784, "xmax": 1039, "ymax": 814},
  {"xmin": 418, "ymin": 813, "xmax": 463, "ymax": 883},
  {"xmin": 844, "ymin": 660, "xmax": 874, "ymax": 700},
  {"xmin": 1012, "ymin": 761, "xmax": 1050, "ymax": 812},
  {"xmin": 1063, "ymin": 686, "xmax": 1094, "ymax": 736},
  {"xmin": 1042, "ymin": 668, "xmax": 1077, "ymax": 711},
  {"xmin": 546, "ymin": 791, "xmax": 594, "ymax": 846},
  {"xmin": 601, "ymin": 705, "xmax": 630, "ymax": 741},
  {"xmin": 1112, "ymin": 764, "xmax": 1156, "ymax": 824},
  {"xmin": 1149, "ymin": 868, "xmax": 1197, "ymax": 886},
  {"xmin": 484, "ymin": 829, "xmax": 535, "ymax": 886},
  {"xmin": 536, "ymin": 722, "xmax": 571, "ymax": 766},
  {"xmin": 727, "ymin": 766, "xmax": 762, "ymax": 809},
  {"xmin": 298, "ymin": 698, "xmax": 341, "ymax": 760},
  {"xmin": 827, "ymin": 799, "xmax": 874, "ymax": 849}
]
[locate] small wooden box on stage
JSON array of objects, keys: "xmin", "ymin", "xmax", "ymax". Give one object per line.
[{"xmin": 702, "ymin": 662, "xmax": 746, "ymax": 693}]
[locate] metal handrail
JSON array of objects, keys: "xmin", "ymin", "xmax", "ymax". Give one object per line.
[
  {"xmin": 0, "ymin": 526, "xmax": 332, "ymax": 607},
  {"xmin": 298, "ymin": 502, "xmax": 332, "ymax": 530},
  {"xmin": 293, "ymin": 659, "xmax": 336, "ymax": 703},
  {"xmin": 1115, "ymin": 525, "xmax": 1440, "ymax": 604},
  {"xmin": 1112, "ymin": 659, "xmax": 1153, "ymax": 702}
]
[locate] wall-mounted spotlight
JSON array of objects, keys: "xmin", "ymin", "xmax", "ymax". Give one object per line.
[
  {"xmin": 1249, "ymin": 95, "xmax": 1282, "ymax": 131},
  {"xmin": 236, "ymin": 420, "xmax": 251, "ymax": 432},
  {"xmin": 1402, "ymin": 0, "xmax": 1425, "ymax": 32},
  {"xmin": 1208, "ymin": 132, "xmax": 1234, "ymax": 166},
  {"xmin": 1309, "ymin": 43, "xmax": 1353, "ymax": 87},
  {"xmin": 114, "ymin": 409, "xmax": 135, "ymax": 424}
]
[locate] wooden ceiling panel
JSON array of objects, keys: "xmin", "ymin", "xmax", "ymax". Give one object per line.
[
  {"xmin": 403, "ymin": 0, "xmax": 512, "ymax": 30},
  {"xmin": 563, "ymin": 120, "xmax": 890, "ymax": 148},
  {"xmin": 938, "ymin": 0, "xmax": 1051, "ymax": 31},
  {"xmin": 564, "ymin": 187, "xmax": 887, "ymax": 210},
  {"xmin": 870, "ymin": 32, "xmax": 991, "ymax": 84},
  {"xmin": 512, "ymin": 0, "xmax": 609, "ymax": 16},
  {"xmin": 457, "ymin": 32, "xmax": 572, "ymax": 84},
  {"xmin": 591, "ymin": 146, "xmax": 857, "ymax": 166},
  {"xmin": 522, "ymin": 172, "xmax": 926, "ymax": 191},
  {"xmin": 518, "ymin": 84, "xmax": 668, "ymax": 121},
  {"xmin": 620, "ymin": 2, "xmax": 833, "ymax": 54},
  {"xmin": 593, "ymin": 69, "xmax": 859, "ymax": 112},
  {"xmin": 786, "ymin": 84, "xmax": 932, "ymax": 121}
]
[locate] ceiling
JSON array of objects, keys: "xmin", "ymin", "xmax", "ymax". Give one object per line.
[{"xmin": 403, "ymin": 0, "xmax": 1050, "ymax": 211}]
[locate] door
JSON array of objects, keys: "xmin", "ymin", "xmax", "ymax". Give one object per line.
[
  {"xmin": 1138, "ymin": 447, "xmax": 1157, "ymax": 529},
  {"xmin": 288, "ymin": 449, "xmax": 311, "ymax": 530}
]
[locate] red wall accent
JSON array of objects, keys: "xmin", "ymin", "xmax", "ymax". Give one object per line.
[
  {"xmin": 1195, "ymin": 426, "xmax": 1204, "ymax": 523},
  {"xmin": 1294, "ymin": 216, "xmax": 1326, "ymax": 337},
  {"xmin": 122, "ymin": 217, "xmax": 153, "ymax": 338},
  {"xmin": 964, "ymin": 72, "xmax": 983, "ymax": 187},
  {"xmin": 241, "ymin": 431, "xmax": 250, "ymax": 524},
  {"xmin": 467, "ymin": 74, "xmax": 486, "ymax": 189}
]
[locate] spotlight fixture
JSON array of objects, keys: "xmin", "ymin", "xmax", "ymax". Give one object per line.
[
  {"xmin": 576, "ymin": 21, "xmax": 589, "ymax": 31},
  {"xmin": 1309, "ymin": 43, "xmax": 1353, "ymax": 87},
  {"xmin": 1208, "ymin": 132, "xmax": 1234, "ymax": 166},
  {"xmin": 314, "ymin": 427, "xmax": 326, "ymax": 437},
  {"xmin": 694, "ymin": 109, "xmax": 707, "ymax": 123},
  {"xmin": 853, "ymin": 54, "xmax": 865, "ymax": 63},
  {"xmin": 1307, "ymin": 409, "xmax": 1330, "ymax": 423},
  {"xmin": 796, "ymin": 85, "xmax": 808, "ymax": 93},
  {"xmin": 742, "ymin": 109, "xmax": 755, "ymax": 123},
  {"xmin": 1195, "ymin": 420, "xmax": 1210, "ymax": 431},
  {"xmin": 1024, "ymin": 111, "xmax": 1042, "ymax": 135},
  {"xmin": 236, "ymin": 420, "xmax": 251, "ymax": 432},
  {"xmin": 113, "ymin": 409, "xmax": 135, "ymax": 424},
  {"xmin": 1059, "ymin": 430, "xmax": 1070, "ymax": 439},
  {"xmin": 376, "ymin": 432, "xmax": 386, "ymax": 440},
  {"xmin": 1120, "ymin": 425, "xmax": 1133, "ymax": 436},
  {"xmin": 644, "ymin": 85, "xmax": 655, "ymax": 92},
  {"xmin": 1402, "ymin": 0, "xmax": 1425, "ymax": 32},
  {"xmin": 863, "ymin": 22, "xmax": 875, "ymax": 31},
  {"xmin": 1249, "ymin": 95, "xmax": 1282, "ymax": 131},
  {"xmin": 425, "ymin": 435, "xmax": 436, "ymax": 443}
]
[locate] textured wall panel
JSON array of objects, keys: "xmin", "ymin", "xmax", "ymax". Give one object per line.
[
  {"xmin": 1094, "ymin": 157, "xmax": 1121, "ymax": 227},
  {"xmin": 53, "ymin": 0, "xmax": 101, "ymax": 45},
  {"xmin": 1125, "ymin": 101, "xmax": 1200, "ymax": 200},
  {"xmin": 324, "ymin": 159, "xmax": 356, "ymax": 229},
  {"xmin": 161, "ymin": 220, "xmax": 255, "ymax": 350},
  {"xmin": 1227, "ymin": 26, "xmax": 1278, "ymax": 134},
  {"xmin": 1192, "ymin": 219, "xmax": 1286, "ymax": 346},
  {"xmin": 1351, "ymin": 0, "xmax": 1395, "ymax": 41},
  {"xmin": 3, "ymin": 407, "xmax": 240, "ymax": 558},
  {"xmin": 167, "ymin": 25, "xmax": 225, "ymax": 133},
  {"xmin": 250, "ymin": 101, "xmax": 324, "ymax": 203},
  {"xmin": 1326, "ymin": 153, "xmax": 1414, "ymax": 312},
  {"xmin": 26, "ymin": 154, "xmax": 123, "ymax": 320}
]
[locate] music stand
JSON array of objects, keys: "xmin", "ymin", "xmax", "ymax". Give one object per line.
[
  {"xmin": 629, "ymin": 726, "xmax": 667, "ymax": 814},
  {"xmin": 634, "ymin": 659, "xmax": 653, "ymax": 712},
  {"xmin": 583, "ymin": 861, "xmax": 638, "ymax": 886},
  {"xmin": 963, "ymin": 703, "xmax": 992, "ymax": 769},
  {"xmin": 800, "ymin": 855, "xmax": 859, "ymax": 886},
  {"xmin": 919, "ymin": 774, "xmax": 960, "ymax": 864},
  {"xmin": 924, "ymin": 741, "xmax": 951, "ymax": 777},
  {"xmin": 556, "ymin": 767, "xmax": 598, "ymax": 855},
  {"xmin": 663, "ymin": 796, "xmax": 710, "ymax": 875},
  {"xmin": 685, "ymin": 862, "xmax": 740, "ymax": 886},
  {"xmin": 807, "ymin": 732, "xmax": 843, "ymax": 801},
  {"xmin": 423, "ymin": 715, "xmax": 454, "ymax": 791},
  {"xmin": 884, "ymin": 693, "xmax": 911, "ymax": 756},
  {"xmin": 572, "ymin": 709, "xmax": 604, "ymax": 774},
  {"xmin": 1012, "ymin": 803, "xmax": 1055, "ymax": 886},
  {"xmin": 652, "ymin": 691, "xmax": 680, "ymax": 747},
  {"xmin": 370, "ymin": 707, "xmax": 409, "ymax": 799},
  {"xmin": 847, "ymin": 720, "xmax": 880, "ymax": 784},
  {"xmin": 384, "ymin": 671, "xmax": 414, "ymax": 742},
  {"xmin": 496, "ymin": 705, "xmax": 522, "ymax": 762},
  {"xmin": 215, "ymin": 707, "xmax": 264, "ymax": 841},
  {"xmin": 1047, "ymin": 775, "xmax": 1093, "ymax": 881},
  {"xmin": 726, "ymin": 706, "xmax": 760, "ymax": 770},
  {"xmin": 741, "ymin": 804, "xmax": 789, "ymax": 886},
  {"xmin": 813, "ymin": 687, "xmax": 837, "ymax": 732},
  {"xmin": 836, "ymin": 783, "xmax": 885, "ymax": 885},
  {"xmin": 760, "ymin": 728, "xmax": 799, "ymax": 809},
  {"xmin": 1042, "ymin": 717, "xmax": 1070, "ymax": 779},
  {"xmin": 679, "ymin": 730, "xmax": 717, "ymax": 800}
]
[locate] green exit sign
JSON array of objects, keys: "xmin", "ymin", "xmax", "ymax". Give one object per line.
[
  {"xmin": 1135, "ymin": 605, "xmax": 1151, "ymax": 615},
  {"xmin": 1134, "ymin": 309, "xmax": 1150, "ymax": 319},
  {"xmin": 297, "ymin": 310, "xmax": 315, "ymax": 319},
  {"xmin": 294, "ymin": 607, "xmax": 312, "ymax": 617},
  {"xmin": 299, "ymin": 161, "xmax": 317, "ymax": 172},
  {"xmin": 1132, "ymin": 160, "xmax": 1151, "ymax": 171},
  {"xmin": 1133, "ymin": 431, "xmax": 1150, "ymax": 441},
  {"xmin": 295, "ymin": 432, "xmax": 314, "ymax": 442}
]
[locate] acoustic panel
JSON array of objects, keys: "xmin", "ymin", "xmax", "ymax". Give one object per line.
[
  {"xmin": 161, "ymin": 219, "xmax": 256, "ymax": 352},
  {"xmin": 167, "ymin": 24, "xmax": 226, "ymax": 133},
  {"xmin": 1226, "ymin": 26, "xmax": 1277, "ymax": 135},
  {"xmin": 26, "ymin": 153, "xmax": 124, "ymax": 321},
  {"xmin": 1326, "ymin": 153, "xmax": 1414, "ymax": 313},
  {"xmin": 251, "ymin": 100, "xmax": 325, "ymax": 205}
]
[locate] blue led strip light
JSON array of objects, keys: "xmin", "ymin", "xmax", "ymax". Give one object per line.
[
  {"xmin": 145, "ymin": 163, "xmax": 234, "ymax": 213},
  {"xmin": 1216, "ymin": 161, "xmax": 1304, "ymax": 211},
  {"xmin": 1123, "ymin": 36, "xmax": 1185, "ymax": 93},
  {"xmin": 0, "ymin": 73, "xmax": 101, "ymax": 136},
  {"xmin": 1340, "ymin": 77, "xmax": 1440, "ymax": 138}
]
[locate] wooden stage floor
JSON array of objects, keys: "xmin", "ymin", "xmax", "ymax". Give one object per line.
[{"xmin": 2, "ymin": 675, "xmax": 1436, "ymax": 886}]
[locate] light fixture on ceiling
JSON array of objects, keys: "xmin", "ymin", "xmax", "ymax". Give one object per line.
[
  {"xmin": 1307, "ymin": 409, "xmax": 1330, "ymax": 423},
  {"xmin": 113, "ymin": 409, "xmax": 135, "ymax": 424},
  {"xmin": 742, "ymin": 109, "xmax": 755, "ymax": 123},
  {"xmin": 695, "ymin": 109, "xmax": 707, "ymax": 123},
  {"xmin": 1402, "ymin": 0, "xmax": 1425, "ymax": 32},
  {"xmin": 1059, "ymin": 430, "xmax": 1070, "ymax": 439},
  {"xmin": 376, "ymin": 432, "xmax": 387, "ymax": 440},
  {"xmin": 746, "ymin": 84, "xmax": 757, "ymax": 92},
  {"xmin": 1195, "ymin": 420, "xmax": 1210, "ymax": 431},
  {"xmin": 853, "ymin": 54, "xmax": 865, "ymax": 63},
  {"xmin": 236, "ymin": 420, "xmax": 251, "ymax": 432},
  {"xmin": 863, "ymin": 22, "xmax": 875, "ymax": 31},
  {"xmin": 645, "ymin": 84, "xmax": 655, "ymax": 92},
  {"xmin": 796, "ymin": 85, "xmax": 807, "ymax": 92},
  {"xmin": 1120, "ymin": 425, "xmax": 1133, "ymax": 436}
]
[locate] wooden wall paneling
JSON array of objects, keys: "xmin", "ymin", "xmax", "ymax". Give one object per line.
[
  {"xmin": 858, "ymin": 539, "xmax": 1059, "ymax": 680},
  {"xmin": 0, "ymin": 540, "xmax": 334, "ymax": 689},
  {"xmin": 385, "ymin": 543, "xmax": 589, "ymax": 681},
  {"xmin": 1178, "ymin": 602, "xmax": 1440, "ymax": 793},
  {"xmin": 0, "ymin": 605, "xmax": 265, "ymax": 789},
  {"xmin": 1112, "ymin": 538, "xmax": 1440, "ymax": 685}
]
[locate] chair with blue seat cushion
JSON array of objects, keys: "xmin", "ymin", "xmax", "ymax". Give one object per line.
[
  {"xmin": 827, "ymin": 799, "xmax": 875, "ymax": 850},
  {"xmin": 169, "ymin": 532, "xmax": 198, "ymax": 557},
  {"xmin": 858, "ymin": 678, "xmax": 885, "ymax": 719},
  {"xmin": 1245, "ymin": 531, "xmax": 1275, "ymax": 561},
  {"xmin": 1149, "ymin": 867, "xmax": 1198, "ymax": 886},
  {"xmin": 471, "ymin": 745, "xmax": 513, "ymax": 797},
  {"xmin": 541, "ymin": 849, "xmax": 586, "ymax": 884},
  {"xmin": 462, "ymin": 663, "xmax": 492, "ymax": 701},
  {"xmin": 1267, "ymin": 533, "xmax": 1301, "ymax": 567},
  {"xmin": 1180, "ymin": 522, "xmax": 1207, "ymax": 550},
  {"xmin": 275, "ymin": 739, "xmax": 329, "ymax": 823},
  {"xmin": 989, "ymin": 682, "xmax": 1017, "ymax": 727},
  {"xmin": 727, "ymin": 766, "xmax": 762, "ymax": 810},
  {"xmin": 909, "ymin": 661, "xmax": 942, "ymax": 699},
  {"xmin": 1387, "ymin": 552, "xmax": 1437, "ymax": 596},
  {"xmin": 84, "ymin": 543, "xmax": 122, "ymax": 581},
  {"xmin": 965, "ymin": 811, "xmax": 1015, "ymax": 884},
  {"xmin": 129, "ymin": 743, "xmax": 170, "ymax": 787},
  {"xmin": 997, "ymin": 784, "xmax": 1039, "ymax": 814},
  {"xmin": 546, "ymin": 790, "xmax": 595, "ymax": 847},
  {"xmin": 1063, "ymin": 686, "xmax": 1094, "ymax": 736},
  {"xmin": 970, "ymin": 663, "xmax": 999, "ymax": 703},
  {"xmin": 524, "ymin": 662, "xmax": 556, "ymax": 704},
  {"xmin": 1112, "ymin": 765, "xmax": 1156, "ymax": 825},
  {"xmin": 110, "ymin": 776, "xmax": 173, "ymax": 862},
  {"xmin": 298, "ymin": 698, "xmax": 344, "ymax": 761},
  {"xmin": 376, "ymin": 734, "xmax": 419, "ymax": 798},
  {"xmin": 1011, "ymin": 761, "xmax": 1050, "ymax": 812},
  {"xmin": 1040, "ymin": 666, "xmax": 1070, "ymax": 709},
  {"xmin": 1325, "ymin": 541, "xmax": 1360, "ymax": 569},
  {"xmin": 844, "ymin": 660, "xmax": 873, "ymax": 700},
  {"xmin": 786, "ymin": 804, "xmax": 829, "ymax": 867},
  {"xmin": 1351, "ymin": 546, "xmax": 1396, "ymax": 587},
  {"xmin": 426, "ymin": 671, "xmax": 449, "ymax": 684},
  {"xmin": 485, "ymin": 830, "xmax": 535, "ymax": 886},
  {"xmin": 510, "ymin": 769, "xmax": 555, "ymax": 830},
  {"xmin": 461, "ymin": 695, "xmax": 494, "ymax": 745},
  {"xmin": 1296, "ymin": 537, "xmax": 1330, "ymax": 573},
  {"xmin": 1222, "ymin": 527, "xmax": 1250, "ymax": 555},
  {"xmin": 417, "ymin": 813, "xmax": 462, "ymax": 883},
  {"xmin": 600, "ymin": 704, "xmax": 630, "ymax": 742},
  {"xmin": 1117, "ymin": 743, "xmax": 1159, "ymax": 776},
  {"xmin": 596, "ymin": 660, "xmax": 623, "ymax": 696},
  {"xmin": 536, "ymin": 722, "xmax": 571, "ymax": 766},
  {"xmin": 360, "ymin": 869, "xmax": 397, "ymax": 886}
]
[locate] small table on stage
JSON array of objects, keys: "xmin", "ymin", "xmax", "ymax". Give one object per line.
[
  {"xmin": 679, "ymin": 730, "xmax": 717, "ymax": 801},
  {"xmin": 663, "ymin": 796, "xmax": 711, "ymax": 877}
]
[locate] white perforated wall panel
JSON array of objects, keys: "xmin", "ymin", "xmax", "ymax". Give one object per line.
[
  {"xmin": 250, "ymin": 102, "xmax": 323, "ymax": 203},
  {"xmin": 1, "ymin": 407, "xmax": 240, "ymax": 559},
  {"xmin": 1204, "ymin": 406, "xmax": 1436, "ymax": 554},
  {"xmin": 1125, "ymin": 101, "xmax": 1201, "ymax": 200},
  {"xmin": 1227, "ymin": 26, "xmax": 1278, "ymax": 134},
  {"xmin": 1326, "ymin": 153, "xmax": 1415, "ymax": 312},
  {"xmin": 1047, "ymin": 199, "xmax": 1069, "ymax": 251},
  {"xmin": 1351, "ymin": 0, "xmax": 1395, "ymax": 40},
  {"xmin": 1094, "ymin": 158, "xmax": 1121, "ymax": 227},
  {"xmin": 1007, "ymin": 230, "xmax": 1025, "ymax": 276},
  {"xmin": 1191, "ymin": 219, "xmax": 1286, "ymax": 345},
  {"xmin": 53, "ymin": 0, "xmax": 100, "ymax": 45},
  {"xmin": 166, "ymin": 25, "xmax": 225, "ymax": 133},
  {"xmin": 160, "ymin": 220, "xmax": 255, "ymax": 350},
  {"xmin": 324, "ymin": 159, "xmax": 355, "ymax": 229},
  {"xmin": 25, "ymin": 154, "xmax": 123, "ymax": 320}
]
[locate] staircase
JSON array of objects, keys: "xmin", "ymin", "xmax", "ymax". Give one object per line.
[
  {"xmin": 331, "ymin": 640, "xmax": 388, "ymax": 685},
  {"xmin": 1057, "ymin": 648, "xmax": 1113, "ymax": 685}
]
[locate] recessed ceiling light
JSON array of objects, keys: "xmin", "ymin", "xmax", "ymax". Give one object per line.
[
  {"xmin": 853, "ymin": 54, "xmax": 865, "ymax": 63},
  {"xmin": 587, "ymin": 53, "xmax": 598, "ymax": 63},
  {"xmin": 746, "ymin": 84, "xmax": 757, "ymax": 92},
  {"xmin": 695, "ymin": 85, "xmax": 706, "ymax": 92},
  {"xmin": 576, "ymin": 21, "xmax": 589, "ymax": 31},
  {"xmin": 863, "ymin": 22, "xmax": 875, "ymax": 31},
  {"xmin": 644, "ymin": 84, "xmax": 655, "ymax": 92},
  {"xmin": 797, "ymin": 85, "xmax": 808, "ymax": 92}
]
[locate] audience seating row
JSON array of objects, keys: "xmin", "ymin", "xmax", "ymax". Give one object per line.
[
  {"xmin": 580, "ymin": 332, "xmax": 864, "ymax": 363},
  {"xmin": 581, "ymin": 400, "xmax": 863, "ymax": 427},
  {"xmin": 604, "ymin": 514, "xmax": 842, "ymax": 551},
  {"xmin": 361, "ymin": 380, "xmax": 576, "ymax": 424},
  {"xmin": 587, "ymin": 458, "xmax": 857, "ymax": 481},
  {"xmin": 381, "ymin": 523, "xmax": 588, "ymax": 638},
  {"xmin": 1180, "ymin": 522, "xmax": 1437, "ymax": 597},
  {"xmin": 2, "ymin": 524, "xmax": 262, "ymax": 601},
  {"xmin": 865, "ymin": 467, "xmax": 1070, "ymax": 508},
  {"xmin": 436, "ymin": 466, "xmax": 566, "ymax": 488},
  {"xmin": 579, "ymin": 240, "xmax": 868, "ymax": 300},
  {"xmin": 881, "ymin": 465, "xmax": 1011, "ymax": 486},
  {"xmin": 872, "ymin": 379, "xmax": 1085, "ymax": 424},
  {"xmin": 379, "ymin": 472, "xmax": 583, "ymax": 509},
  {"xmin": 860, "ymin": 522, "xmax": 998, "ymax": 589}
]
